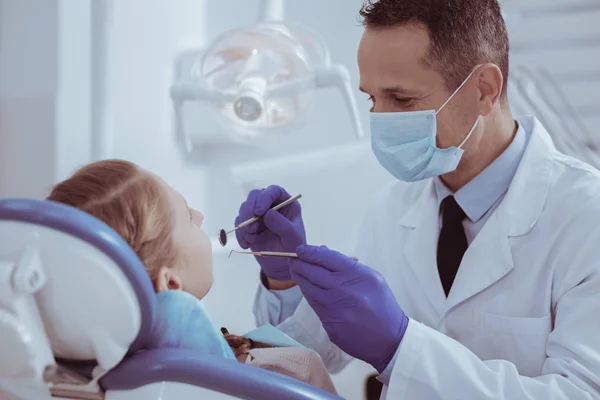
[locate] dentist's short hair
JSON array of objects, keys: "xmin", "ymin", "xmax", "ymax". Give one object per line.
[{"xmin": 360, "ymin": 0, "xmax": 510, "ymax": 97}]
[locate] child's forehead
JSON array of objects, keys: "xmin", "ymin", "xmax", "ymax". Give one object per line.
[
  {"xmin": 149, "ymin": 172, "xmax": 203, "ymax": 220},
  {"xmin": 146, "ymin": 173, "xmax": 183, "ymax": 211}
]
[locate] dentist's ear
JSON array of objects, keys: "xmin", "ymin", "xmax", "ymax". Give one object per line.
[
  {"xmin": 475, "ymin": 63, "xmax": 504, "ymax": 116},
  {"xmin": 154, "ymin": 266, "xmax": 183, "ymax": 292}
]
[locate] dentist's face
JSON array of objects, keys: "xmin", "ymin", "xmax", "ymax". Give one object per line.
[{"xmin": 357, "ymin": 23, "xmax": 480, "ymax": 150}]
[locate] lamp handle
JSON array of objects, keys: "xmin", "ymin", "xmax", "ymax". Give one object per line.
[
  {"xmin": 315, "ymin": 65, "xmax": 365, "ymax": 139},
  {"xmin": 260, "ymin": 0, "xmax": 285, "ymax": 22}
]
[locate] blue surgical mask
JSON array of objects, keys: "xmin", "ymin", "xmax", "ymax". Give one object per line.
[{"xmin": 370, "ymin": 67, "xmax": 481, "ymax": 182}]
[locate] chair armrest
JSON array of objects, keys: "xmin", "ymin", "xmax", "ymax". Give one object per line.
[{"xmin": 100, "ymin": 348, "xmax": 342, "ymax": 400}]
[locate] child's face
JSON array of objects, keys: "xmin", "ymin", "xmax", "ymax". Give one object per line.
[{"xmin": 153, "ymin": 174, "xmax": 214, "ymax": 299}]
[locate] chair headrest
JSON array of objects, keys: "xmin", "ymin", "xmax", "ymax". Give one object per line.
[{"xmin": 0, "ymin": 198, "xmax": 156, "ymax": 370}]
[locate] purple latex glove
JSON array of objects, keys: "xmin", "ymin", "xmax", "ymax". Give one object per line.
[
  {"xmin": 235, "ymin": 185, "xmax": 306, "ymax": 281},
  {"xmin": 289, "ymin": 244, "xmax": 409, "ymax": 373}
]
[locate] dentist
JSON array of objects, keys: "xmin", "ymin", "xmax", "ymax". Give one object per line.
[{"xmin": 235, "ymin": 0, "xmax": 600, "ymax": 398}]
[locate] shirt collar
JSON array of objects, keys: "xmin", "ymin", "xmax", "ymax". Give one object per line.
[{"xmin": 434, "ymin": 120, "xmax": 528, "ymax": 222}]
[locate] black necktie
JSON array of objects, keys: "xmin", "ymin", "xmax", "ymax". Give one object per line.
[{"xmin": 437, "ymin": 196, "xmax": 468, "ymax": 297}]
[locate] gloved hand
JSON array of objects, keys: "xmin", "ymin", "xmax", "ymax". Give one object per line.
[
  {"xmin": 235, "ymin": 185, "xmax": 306, "ymax": 281},
  {"xmin": 289, "ymin": 245, "xmax": 409, "ymax": 374}
]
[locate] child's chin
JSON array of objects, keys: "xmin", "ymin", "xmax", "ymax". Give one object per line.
[{"xmin": 198, "ymin": 280, "xmax": 214, "ymax": 300}]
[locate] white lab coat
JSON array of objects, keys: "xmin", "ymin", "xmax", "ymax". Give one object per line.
[{"xmin": 254, "ymin": 116, "xmax": 600, "ymax": 399}]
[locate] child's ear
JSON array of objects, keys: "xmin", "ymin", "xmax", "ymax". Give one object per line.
[{"xmin": 154, "ymin": 267, "xmax": 183, "ymax": 292}]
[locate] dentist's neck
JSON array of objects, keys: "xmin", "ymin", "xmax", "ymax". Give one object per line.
[{"xmin": 441, "ymin": 105, "xmax": 518, "ymax": 192}]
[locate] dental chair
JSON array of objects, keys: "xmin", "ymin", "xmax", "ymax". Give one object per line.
[{"xmin": 0, "ymin": 198, "xmax": 342, "ymax": 400}]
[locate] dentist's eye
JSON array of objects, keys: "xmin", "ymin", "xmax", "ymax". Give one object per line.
[
  {"xmin": 394, "ymin": 96, "xmax": 413, "ymax": 106},
  {"xmin": 367, "ymin": 95, "xmax": 376, "ymax": 112}
]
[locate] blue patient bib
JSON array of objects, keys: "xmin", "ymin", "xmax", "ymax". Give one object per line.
[
  {"xmin": 149, "ymin": 290, "xmax": 235, "ymax": 360},
  {"xmin": 244, "ymin": 324, "xmax": 305, "ymax": 348}
]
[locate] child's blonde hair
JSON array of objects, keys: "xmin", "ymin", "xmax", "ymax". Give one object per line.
[{"xmin": 47, "ymin": 159, "xmax": 178, "ymax": 281}]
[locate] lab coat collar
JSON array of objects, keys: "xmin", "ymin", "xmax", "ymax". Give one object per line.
[
  {"xmin": 500, "ymin": 116, "xmax": 553, "ymax": 237},
  {"xmin": 433, "ymin": 120, "xmax": 528, "ymax": 224}
]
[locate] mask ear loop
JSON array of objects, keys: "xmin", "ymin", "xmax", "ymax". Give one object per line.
[
  {"xmin": 434, "ymin": 65, "xmax": 483, "ymax": 149},
  {"xmin": 458, "ymin": 116, "xmax": 481, "ymax": 149},
  {"xmin": 435, "ymin": 65, "xmax": 482, "ymax": 115}
]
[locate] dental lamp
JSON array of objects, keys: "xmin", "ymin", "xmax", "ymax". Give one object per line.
[
  {"xmin": 170, "ymin": 1, "xmax": 364, "ymax": 153},
  {"xmin": 169, "ymin": 0, "xmax": 366, "ymax": 242}
]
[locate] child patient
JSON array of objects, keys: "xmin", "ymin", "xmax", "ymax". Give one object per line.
[{"xmin": 47, "ymin": 159, "xmax": 336, "ymax": 395}]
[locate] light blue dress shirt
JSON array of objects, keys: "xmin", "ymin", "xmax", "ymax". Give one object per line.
[
  {"xmin": 435, "ymin": 120, "xmax": 528, "ymax": 243},
  {"xmin": 255, "ymin": 119, "xmax": 530, "ymax": 386}
]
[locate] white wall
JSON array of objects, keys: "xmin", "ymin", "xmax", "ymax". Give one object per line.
[
  {"xmin": 0, "ymin": 0, "xmax": 59, "ymax": 197},
  {"xmin": 108, "ymin": 0, "xmax": 208, "ymax": 209},
  {"xmin": 0, "ymin": 0, "xmax": 92, "ymax": 197}
]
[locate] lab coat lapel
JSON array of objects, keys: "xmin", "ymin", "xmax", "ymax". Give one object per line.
[
  {"xmin": 447, "ymin": 116, "xmax": 553, "ymax": 309},
  {"xmin": 401, "ymin": 184, "xmax": 515, "ymax": 314},
  {"xmin": 400, "ymin": 181, "xmax": 448, "ymax": 317},
  {"xmin": 446, "ymin": 210, "xmax": 514, "ymax": 310}
]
